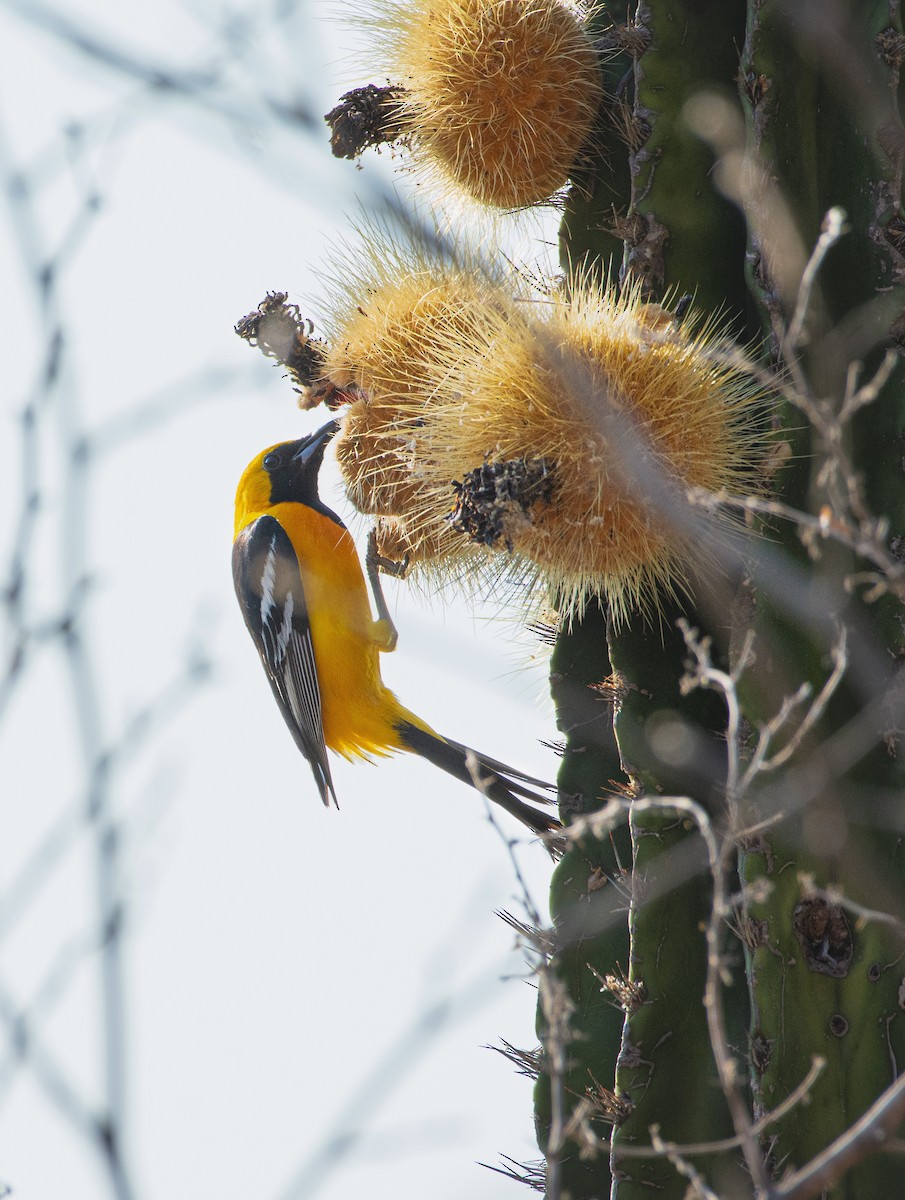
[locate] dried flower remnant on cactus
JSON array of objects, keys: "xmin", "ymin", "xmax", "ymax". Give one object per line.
[
  {"xmin": 450, "ymin": 458, "xmax": 556, "ymax": 551},
  {"xmin": 326, "ymin": 84, "xmax": 408, "ymax": 159},
  {"xmin": 234, "ymin": 292, "xmax": 345, "ymax": 409}
]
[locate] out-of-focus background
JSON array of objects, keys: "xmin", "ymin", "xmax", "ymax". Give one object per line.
[{"xmin": 0, "ymin": 2, "xmax": 563, "ymax": 1196}]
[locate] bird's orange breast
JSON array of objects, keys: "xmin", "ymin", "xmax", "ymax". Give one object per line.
[{"xmin": 268, "ymin": 501, "xmax": 411, "ymax": 759}]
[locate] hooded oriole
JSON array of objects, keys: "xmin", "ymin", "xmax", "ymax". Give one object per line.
[{"xmin": 232, "ymin": 420, "xmax": 560, "ymax": 835}]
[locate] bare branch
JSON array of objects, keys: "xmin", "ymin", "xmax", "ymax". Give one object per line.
[{"xmin": 774, "ymin": 1073, "xmax": 905, "ymax": 1199}]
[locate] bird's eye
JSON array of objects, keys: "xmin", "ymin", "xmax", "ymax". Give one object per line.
[{"xmin": 263, "ymin": 451, "xmax": 281, "ymax": 470}]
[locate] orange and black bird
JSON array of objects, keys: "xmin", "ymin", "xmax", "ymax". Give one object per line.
[{"xmin": 232, "ymin": 420, "xmax": 560, "ymax": 835}]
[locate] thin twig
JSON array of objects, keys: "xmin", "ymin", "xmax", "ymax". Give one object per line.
[
  {"xmin": 774, "ymin": 1073, "xmax": 905, "ymax": 1199},
  {"xmin": 784, "ymin": 207, "xmax": 847, "ymax": 355},
  {"xmin": 760, "ymin": 627, "xmax": 847, "ymax": 772},
  {"xmin": 650, "ymin": 1127, "xmax": 721, "ymax": 1200}
]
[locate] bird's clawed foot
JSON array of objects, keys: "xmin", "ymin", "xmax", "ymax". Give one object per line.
[{"xmin": 366, "ymin": 528, "xmax": 408, "ymax": 653}]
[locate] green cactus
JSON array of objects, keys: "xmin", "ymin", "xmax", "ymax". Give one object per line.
[
  {"xmin": 535, "ymin": 1, "xmax": 905, "ymax": 1198},
  {"xmin": 731, "ymin": 3, "xmax": 905, "ymax": 1193},
  {"xmin": 534, "ymin": 602, "xmax": 629, "ymax": 1198}
]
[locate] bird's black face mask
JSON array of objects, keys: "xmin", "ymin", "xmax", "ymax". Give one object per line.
[{"xmin": 263, "ymin": 420, "xmax": 340, "ymax": 510}]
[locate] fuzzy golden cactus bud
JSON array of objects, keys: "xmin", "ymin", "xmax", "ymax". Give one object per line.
[
  {"xmin": 315, "ymin": 238, "xmax": 766, "ymax": 621},
  {"xmin": 418, "ymin": 282, "xmax": 765, "ymax": 619},
  {"xmin": 323, "ymin": 241, "xmax": 514, "ymax": 548},
  {"xmin": 344, "ymin": 0, "xmax": 604, "ymax": 210}
]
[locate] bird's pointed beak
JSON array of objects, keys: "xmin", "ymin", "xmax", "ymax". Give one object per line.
[{"xmin": 292, "ymin": 419, "xmax": 340, "ymax": 464}]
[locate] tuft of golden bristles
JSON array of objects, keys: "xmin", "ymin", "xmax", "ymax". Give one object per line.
[
  {"xmin": 314, "ymin": 238, "xmax": 767, "ymax": 623},
  {"xmin": 425, "ymin": 281, "xmax": 765, "ymax": 620},
  {"xmin": 323, "ymin": 238, "xmax": 512, "ymax": 576},
  {"xmin": 357, "ymin": 0, "xmax": 604, "ymax": 209}
]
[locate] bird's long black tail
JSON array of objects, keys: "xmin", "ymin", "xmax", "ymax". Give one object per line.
[{"xmin": 396, "ymin": 721, "xmax": 561, "ymax": 837}]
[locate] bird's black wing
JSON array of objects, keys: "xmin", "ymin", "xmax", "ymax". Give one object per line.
[{"xmin": 233, "ymin": 515, "xmax": 337, "ymax": 807}]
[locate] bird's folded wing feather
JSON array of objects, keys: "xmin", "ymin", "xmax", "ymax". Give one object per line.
[{"xmin": 232, "ymin": 515, "xmax": 337, "ymax": 806}]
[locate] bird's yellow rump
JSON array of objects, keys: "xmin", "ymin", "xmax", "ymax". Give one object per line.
[{"xmin": 232, "ymin": 420, "xmax": 559, "ymax": 835}]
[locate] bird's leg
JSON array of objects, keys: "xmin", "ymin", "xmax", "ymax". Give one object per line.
[{"xmin": 365, "ymin": 528, "xmax": 409, "ymax": 653}]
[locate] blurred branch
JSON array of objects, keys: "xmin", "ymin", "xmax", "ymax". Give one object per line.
[
  {"xmin": 86, "ymin": 363, "xmax": 264, "ymax": 455},
  {"xmin": 0, "ymin": 645, "xmax": 211, "ymax": 945},
  {"xmin": 3, "ymin": 0, "xmax": 228, "ymax": 101},
  {"xmin": 0, "ymin": 37, "xmax": 219, "ymax": 1199},
  {"xmin": 0, "ymin": 929, "xmax": 105, "ymax": 1106},
  {"xmin": 1, "ymin": 0, "xmax": 321, "ymax": 134},
  {"xmin": 774, "ymin": 1073, "xmax": 905, "ymax": 1199},
  {"xmin": 0, "ymin": 976, "xmax": 99, "ymax": 1144},
  {"xmin": 274, "ymin": 966, "xmax": 508, "ymax": 1200}
]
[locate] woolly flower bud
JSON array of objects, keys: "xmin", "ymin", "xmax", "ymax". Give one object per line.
[
  {"xmin": 317, "ymin": 240, "xmax": 765, "ymax": 622},
  {"xmin": 418, "ymin": 281, "xmax": 765, "ymax": 620},
  {"xmin": 362, "ymin": 0, "xmax": 604, "ymax": 209},
  {"xmin": 322, "ymin": 240, "xmax": 514, "ymax": 564}
]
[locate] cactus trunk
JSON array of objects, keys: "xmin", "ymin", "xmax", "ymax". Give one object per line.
[
  {"xmin": 734, "ymin": 2, "xmax": 905, "ymax": 1192},
  {"xmin": 536, "ymin": 1, "xmax": 905, "ymax": 1197}
]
